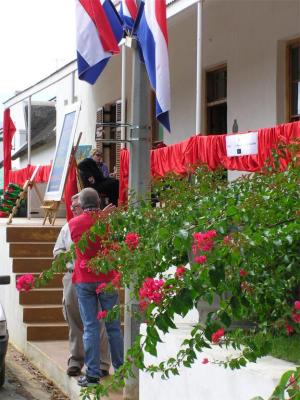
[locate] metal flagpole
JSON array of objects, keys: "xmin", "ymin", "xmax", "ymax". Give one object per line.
[
  {"xmin": 195, "ymin": 0, "xmax": 203, "ymax": 134},
  {"xmin": 123, "ymin": 37, "xmax": 151, "ymax": 400},
  {"xmin": 121, "ymin": 44, "xmax": 127, "ymax": 148},
  {"xmin": 27, "ymin": 96, "xmax": 32, "ymax": 219}
]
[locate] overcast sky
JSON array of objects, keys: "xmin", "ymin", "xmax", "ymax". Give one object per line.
[{"xmin": 0, "ymin": 0, "xmax": 76, "ymax": 120}]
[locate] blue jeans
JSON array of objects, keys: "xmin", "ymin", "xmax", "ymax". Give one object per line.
[{"xmin": 75, "ymin": 282, "xmax": 124, "ymax": 378}]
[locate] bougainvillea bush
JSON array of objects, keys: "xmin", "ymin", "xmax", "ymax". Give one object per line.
[{"xmin": 17, "ymin": 145, "xmax": 300, "ymax": 399}]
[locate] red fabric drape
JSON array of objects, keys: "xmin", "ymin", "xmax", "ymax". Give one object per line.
[
  {"xmin": 3, "ymin": 109, "xmax": 16, "ymax": 190},
  {"xmin": 64, "ymin": 161, "xmax": 79, "ymax": 221},
  {"xmin": 8, "ymin": 165, "xmax": 51, "ymax": 186},
  {"xmin": 119, "ymin": 121, "xmax": 300, "ymax": 204}
]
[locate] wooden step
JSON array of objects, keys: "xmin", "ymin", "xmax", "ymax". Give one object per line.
[
  {"xmin": 13, "ymin": 258, "xmax": 54, "ymax": 273},
  {"xmin": 10, "ymin": 243, "xmax": 54, "ymax": 258},
  {"xmin": 16, "ymin": 273, "xmax": 63, "ymax": 288},
  {"xmin": 23, "ymin": 306, "xmax": 64, "ymax": 324},
  {"xmin": 7, "ymin": 226, "xmax": 61, "ymax": 243},
  {"xmin": 26, "ymin": 323, "xmax": 68, "ymax": 341},
  {"xmin": 19, "ymin": 289, "xmax": 63, "ymax": 305}
]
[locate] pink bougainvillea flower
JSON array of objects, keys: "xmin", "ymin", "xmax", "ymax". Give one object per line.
[
  {"xmin": 285, "ymin": 323, "xmax": 294, "ymax": 335},
  {"xmin": 289, "ymin": 374, "xmax": 296, "ymax": 385},
  {"xmin": 16, "ymin": 274, "xmax": 35, "ymax": 292},
  {"xmin": 202, "ymin": 358, "xmax": 209, "ymax": 364},
  {"xmin": 175, "ymin": 265, "xmax": 186, "ymax": 278},
  {"xmin": 111, "ymin": 271, "xmax": 122, "ymax": 289},
  {"xmin": 125, "ymin": 232, "xmax": 140, "ymax": 250},
  {"xmin": 96, "ymin": 283, "xmax": 107, "ymax": 294},
  {"xmin": 223, "ymin": 235, "xmax": 232, "ymax": 245},
  {"xmin": 194, "ymin": 255, "xmax": 207, "ymax": 264},
  {"xmin": 97, "ymin": 310, "xmax": 107, "ymax": 320},
  {"xmin": 239, "ymin": 269, "xmax": 248, "ymax": 277},
  {"xmin": 294, "ymin": 301, "xmax": 300, "ymax": 310},
  {"xmin": 291, "ymin": 313, "xmax": 300, "ymax": 323},
  {"xmin": 211, "ymin": 328, "xmax": 225, "ymax": 344},
  {"xmin": 139, "ymin": 300, "xmax": 149, "ymax": 312},
  {"xmin": 139, "ymin": 277, "xmax": 165, "ymax": 306},
  {"xmin": 192, "ymin": 230, "xmax": 217, "ymax": 253}
]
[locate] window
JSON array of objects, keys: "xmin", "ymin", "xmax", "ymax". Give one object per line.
[
  {"xmin": 287, "ymin": 40, "xmax": 300, "ymax": 122},
  {"xmin": 206, "ymin": 66, "xmax": 227, "ymax": 134}
]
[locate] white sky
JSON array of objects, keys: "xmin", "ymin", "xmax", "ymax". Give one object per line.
[{"xmin": 0, "ymin": 0, "xmax": 76, "ymax": 120}]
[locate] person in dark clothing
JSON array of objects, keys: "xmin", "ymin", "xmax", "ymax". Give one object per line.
[{"xmin": 77, "ymin": 158, "xmax": 119, "ymax": 207}]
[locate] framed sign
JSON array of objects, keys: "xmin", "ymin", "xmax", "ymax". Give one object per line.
[
  {"xmin": 226, "ymin": 131, "xmax": 258, "ymax": 157},
  {"xmin": 44, "ymin": 103, "xmax": 80, "ymax": 201}
]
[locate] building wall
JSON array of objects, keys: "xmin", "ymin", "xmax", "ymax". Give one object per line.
[{"xmin": 73, "ymin": 0, "xmax": 299, "ymax": 150}]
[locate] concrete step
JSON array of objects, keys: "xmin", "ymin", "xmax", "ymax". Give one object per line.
[
  {"xmin": 16, "ymin": 273, "xmax": 63, "ymax": 288},
  {"xmin": 19, "ymin": 289, "xmax": 63, "ymax": 305},
  {"xmin": 10, "ymin": 243, "xmax": 54, "ymax": 258},
  {"xmin": 13, "ymin": 258, "xmax": 54, "ymax": 273},
  {"xmin": 23, "ymin": 305, "xmax": 64, "ymax": 323},
  {"xmin": 7, "ymin": 226, "xmax": 61, "ymax": 243},
  {"xmin": 26, "ymin": 323, "xmax": 69, "ymax": 341}
]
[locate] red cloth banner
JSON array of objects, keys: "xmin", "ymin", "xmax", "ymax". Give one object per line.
[
  {"xmin": 3, "ymin": 109, "xmax": 16, "ymax": 190},
  {"xmin": 119, "ymin": 121, "xmax": 300, "ymax": 205},
  {"xmin": 8, "ymin": 163, "xmax": 79, "ymax": 221}
]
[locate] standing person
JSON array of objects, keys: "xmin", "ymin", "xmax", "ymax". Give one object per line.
[
  {"xmin": 91, "ymin": 149, "xmax": 109, "ymax": 178},
  {"xmin": 69, "ymin": 188, "xmax": 124, "ymax": 387},
  {"xmin": 53, "ymin": 194, "xmax": 111, "ymax": 377}
]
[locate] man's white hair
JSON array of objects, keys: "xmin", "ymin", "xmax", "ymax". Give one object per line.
[{"xmin": 79, "ymin": 188, "xmax": 100, "ymax": 210}]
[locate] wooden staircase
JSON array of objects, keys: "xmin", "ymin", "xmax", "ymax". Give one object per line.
[
  {"xmin": 7, "ymin": 225, "xmax": 68, "ymax": 341},
  {"xmin": 7, "ymin": 225, "xmax": 125, "ymax": 342}
]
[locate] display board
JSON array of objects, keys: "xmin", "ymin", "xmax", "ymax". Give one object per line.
[{"xmin": 44, "ymin": 103, "xmax": 80, "ymax": 201}]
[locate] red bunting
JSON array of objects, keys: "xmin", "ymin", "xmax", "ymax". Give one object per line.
[
  {"xmin": 3, "ymin": 109, "xmax": 16, "ymax": 190},
  {"xmin": 119, "ymin": 121, "xmax": 300, "ymax": 205}
]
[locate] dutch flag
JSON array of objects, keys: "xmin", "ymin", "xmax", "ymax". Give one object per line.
[
  {"xmin": 119, "ymin": 0, "xmax": 138, "ymax": 31},
  {"xmin": 136, "ymin": 0, "xmax": 171, "ymax": 132},
  {"xmin": 76, "ymin": 0, "xmax": 123, "ymax": 84}
]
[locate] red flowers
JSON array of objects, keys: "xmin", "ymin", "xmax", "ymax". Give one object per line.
[
  {"xmin": 125, "ymin": 232, "xmax": 140, "ymax": 250},
  {"xmin": 97, "ymin": 310, "xmax": 107, "ymax": 320},
  {"xmin": 202, "ymin": 358, "xmax": 209, "ymax": 364},
  {"xmin": 239, "ymin": 269, "xmax": 248, "ymax": 277},
  {"xmin": 96, "ymin": 283, "xmax": 106, "ymax": 294},
  {"xmin": 16, "ymin": 274, "xmax": 35, "ymax": 292},
  {"xmin": 294, "ymin": 301, "xmax": 300, "ymax": 310},
  {"xmin": 194, "ymin": 255, "xmax": 207, "ymax": 264},
  {"xmin": 211, "ymin": 328, "xmax": 225, "ymax": 344},
  {"xmin": 192, "ymin": 230, "xmax": 217, "ymax": 253},
  {"xmin": 286, "ymin": 323, "xmax": 294, "ymax": 335},
  {"xmin": 175, "ymin": 265, "xmax": 186, "ymax": 278},
  {"xmin": 139, "ymin": 277, "xmax": 165, "ymax": 311},
  {"xmin": 111, "ymin": 271, "xmax": 122, "ymax": 289}
]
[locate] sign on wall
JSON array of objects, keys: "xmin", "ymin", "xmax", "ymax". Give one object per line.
[
  {"xmin": 44, "ymin": 103, "xmax": 80, "ymax": 201},
  {"xmin": 226, "ymin": 131, "xmax": 258, "ymax": 157}
]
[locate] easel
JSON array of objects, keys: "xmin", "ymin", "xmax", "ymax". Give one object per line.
[
  {"xmin": 41, "ymin": 132, "xmax": 82, "ymax": 226},
  {"xmin": 7, "ymin": 166, "xmax": 43, "ymax": 224}
]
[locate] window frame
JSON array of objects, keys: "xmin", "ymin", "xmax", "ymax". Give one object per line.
[
  {"xmin": 286, "ymin": 38, "xmax": 300, "ymax": 122},
  {"xmin": 205, "ymin": 64, "xmax": 227, "ymax": 135}
]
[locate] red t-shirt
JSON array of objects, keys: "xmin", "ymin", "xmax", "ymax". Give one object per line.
[{"xmin": 69, "ymin": 211, "xmax": 115, "ymax": 284}]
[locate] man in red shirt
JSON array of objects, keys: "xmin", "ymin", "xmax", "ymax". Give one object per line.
[{"xmin": 69, "ymin": 188, "xmax": 123, "ymax": 386}]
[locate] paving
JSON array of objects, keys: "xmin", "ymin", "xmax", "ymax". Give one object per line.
[{"xmin": 0, "ymin": 344, "xmax": 68, "ymax": 400}]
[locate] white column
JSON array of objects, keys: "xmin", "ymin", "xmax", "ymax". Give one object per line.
[
  {"xmin": 195, "ymin": 0, "xmax": 203, "ymax": 134},
  {"xmin": 27, "ymin": 96, "xmax": 32, "ymax": 219}
]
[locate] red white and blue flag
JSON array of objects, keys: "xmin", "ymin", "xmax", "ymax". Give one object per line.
[
  {"xmin": 76, "ymin": 0, "xmax": 123, "ymax": 84},
  {"xmin": 119, "ymin": 0, "xmax": 138, "ymax": 31},
  {"xmin": 136, "ymin": 0, "xmax": 171, "ymax": 132}
]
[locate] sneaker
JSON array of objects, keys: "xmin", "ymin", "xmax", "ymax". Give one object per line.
[
  {"xmin": 77, "ymin": 375, "xmax": 100, "ymax": 387},
  {"xmin": 67, "ymin": 366, "xmax": 81, "ymax": 377},
  {"xmin": 99, "ymin": 369, "xmax": 109, "ymax": 378}
]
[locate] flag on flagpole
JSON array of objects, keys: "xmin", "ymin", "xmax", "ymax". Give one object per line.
[
  {"xmin": 76, "ymin": 0, "xmax": 123, "ymax": 84},
  {"xmin": 136, "ymin": 0, "xmax": 171, "ymax": 132},
  {"xmin": 3, "ymin": 109, "xmax": 16, "ymax": 190},
  {"xmin": 119, "ymin": 0, "xmax": 138, "ymax": 31}
]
